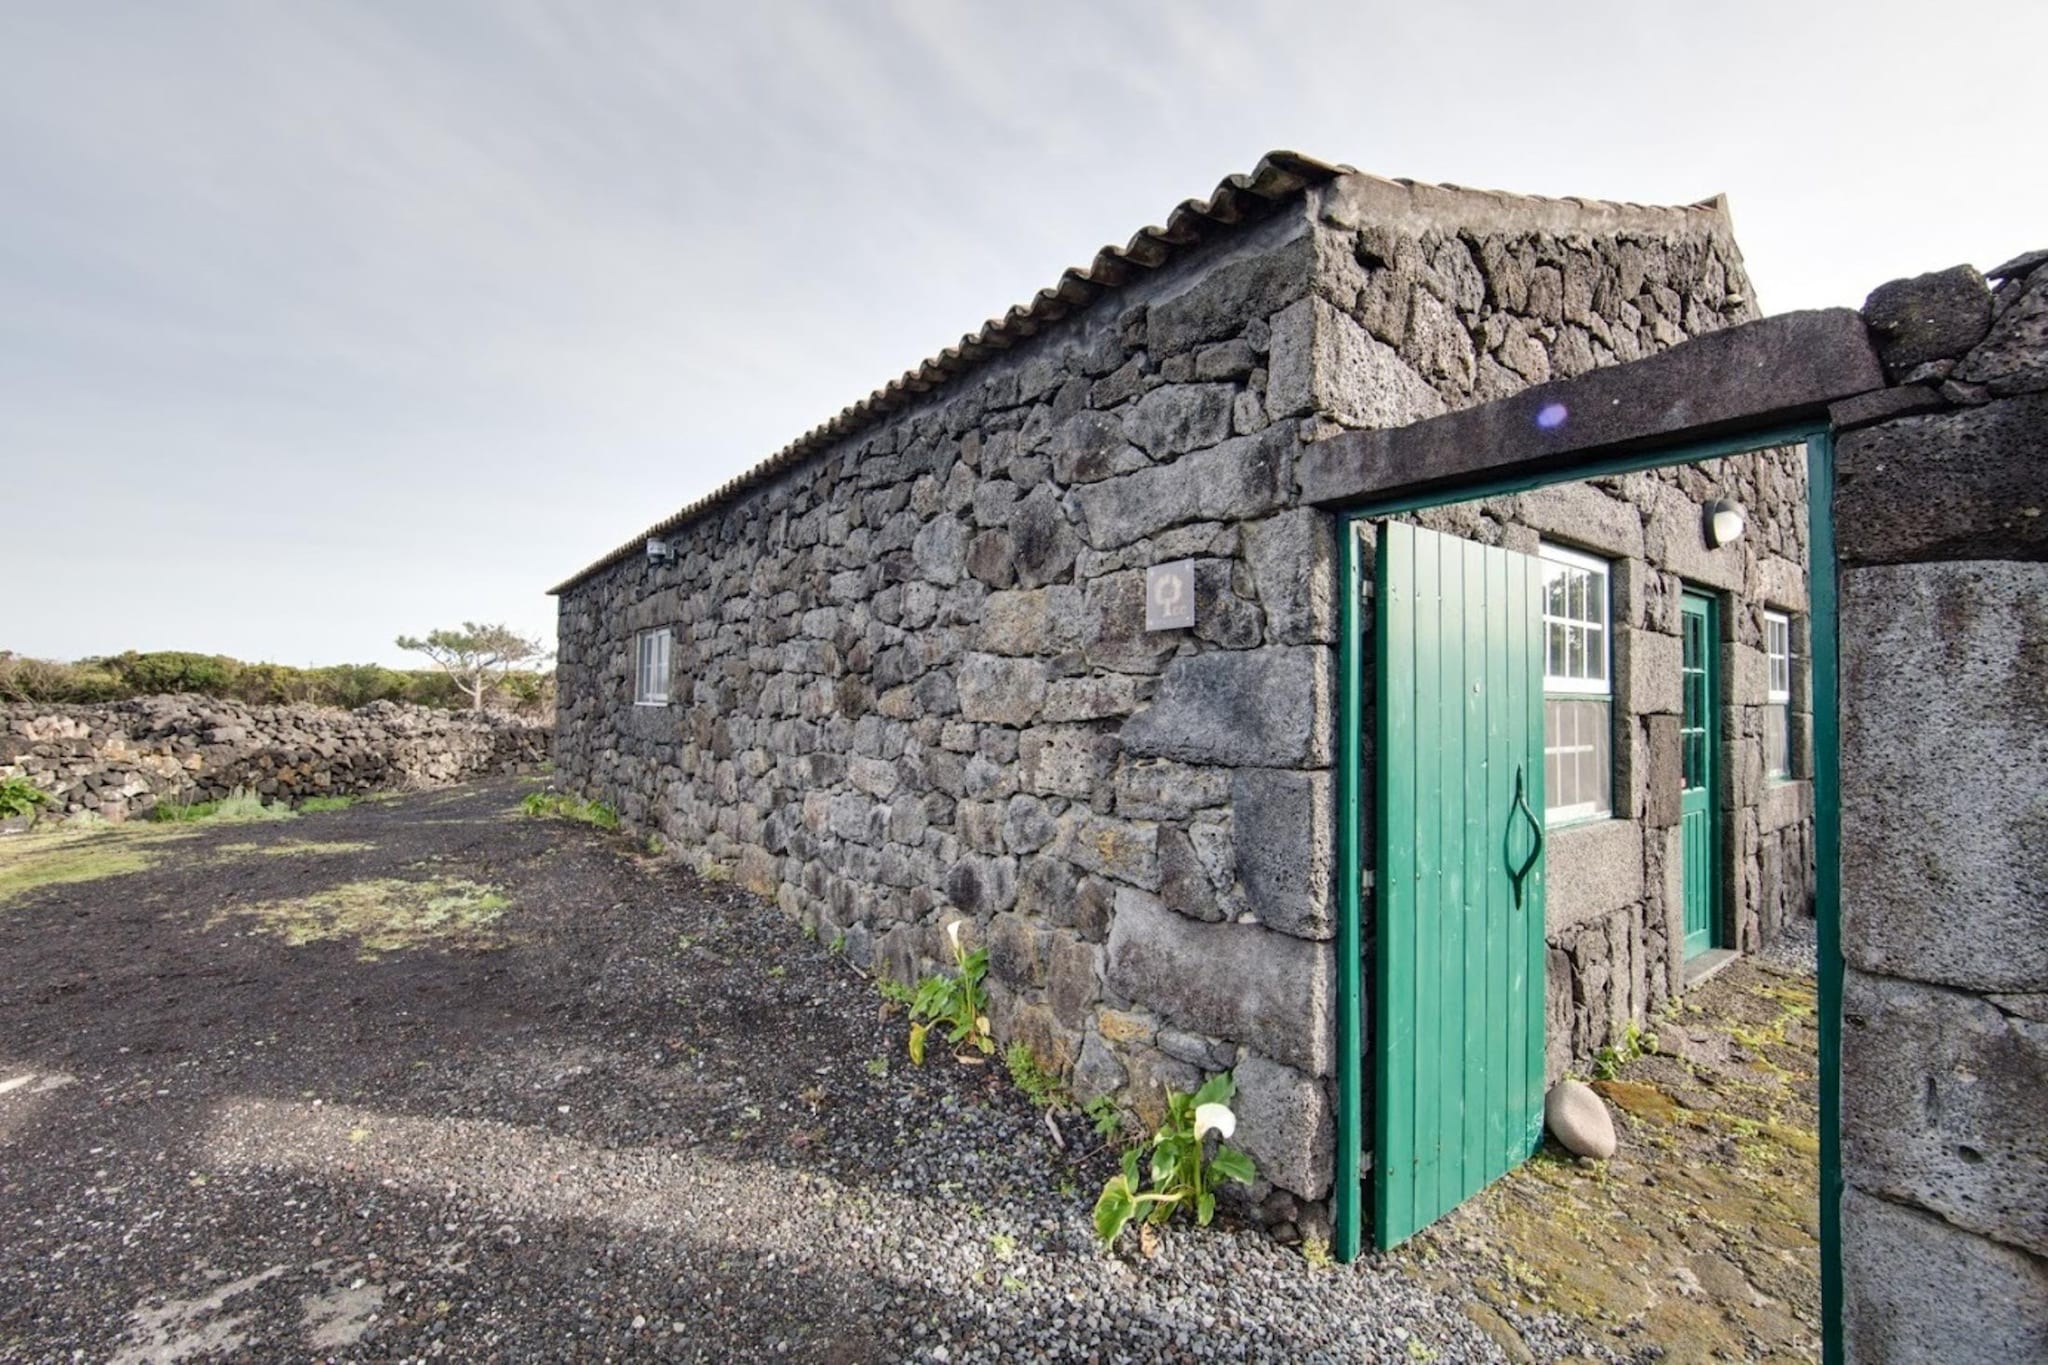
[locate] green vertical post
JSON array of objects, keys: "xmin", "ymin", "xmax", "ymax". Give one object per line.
[
  {"xmin": 1335, "ymin": 516, "xmax": 1365, "ymax": 1263},
  {"xmin": 1808, "ymin": 432, "xmax": 1845, "ymax": 1364}
]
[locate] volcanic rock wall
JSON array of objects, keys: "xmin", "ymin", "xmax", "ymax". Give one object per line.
[
  {"xmin": 553, "ymin": 172, "xmax": 1770, "ymax": 1218},
  {"xmin": 1, "ymin": 697, "xmax": 549, "ymax": 819}
]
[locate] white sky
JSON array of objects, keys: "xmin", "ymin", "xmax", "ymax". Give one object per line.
[{"xmin": 2, "ymin": 0, "xmax": 2040, "ymax": 668}]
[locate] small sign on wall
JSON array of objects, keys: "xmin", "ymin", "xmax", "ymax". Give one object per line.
[{"xmin": 1145, "ymin": 559, "xmax": 1195, "ymax": 631}]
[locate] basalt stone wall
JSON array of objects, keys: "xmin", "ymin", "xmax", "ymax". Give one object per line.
[
  {"xmin": 554, "ymin": 174, "xmax": 1757, "ymax": 1218},
  {"xmin": 0, "ymin": 697, "xmax": 550, "ymax": 820},
  {"xmin": 1360, "ymin": 438, "xmax": 1814, "ymax": 1080},
  {"xmin": 1834, "ymin": 251, "xmax": 2048, "ymax": 1360}
]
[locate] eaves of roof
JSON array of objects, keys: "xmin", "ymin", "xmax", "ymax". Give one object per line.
[
  {"xmin": 548, "ymin": 150, "xmax": 1345, "ymax": 595},
  {"xmin": 549, "ymin": 152, "xmax": 1733, "ymax": 595}
]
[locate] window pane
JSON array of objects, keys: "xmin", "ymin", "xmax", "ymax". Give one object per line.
[
  {"xmin": 1766, "ymin": 703, "xmax": 1790, "ymax": 778},
  {"xmin": 1543, "ymin": 697, "xmax": 1612, "ymax": 821}
]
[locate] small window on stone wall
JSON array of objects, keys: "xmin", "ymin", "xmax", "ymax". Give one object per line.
[
  {"xmin": 1764, "ymin": 611, "xmax": 1793, "ymax": 779},
  {"xmin": 634, "ymin": 628, "xmax": 672, "ymax": 706},
  {"xmin": 1540, "ymin": 544, "xmax": 1612, "ymax": 825}
]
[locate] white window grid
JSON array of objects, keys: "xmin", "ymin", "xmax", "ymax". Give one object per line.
[
  {"xmin": 635, "ymin": 628, "xmax": 671, "ymax": 706},
  {"xmin": 1539, "ymin": 544, "xmax": 1610, "ymax": 698},
  {"xmin": 1764, "ymin": 611, "xmax": 1792, "ymax": 703},
  {"xmin": 1539, "ymin": 544, "xmax": 1613, "ymax": 823}
]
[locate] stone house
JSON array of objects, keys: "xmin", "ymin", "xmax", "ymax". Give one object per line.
[{"xmin": 548, "ymin": 153, "xmax": 1812, "ymax": 1237}]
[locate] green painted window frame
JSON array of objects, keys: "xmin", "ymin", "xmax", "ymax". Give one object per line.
[{"xmin": 1333, "ymin": 423, "xmax": 1844, "ymax": 1365}]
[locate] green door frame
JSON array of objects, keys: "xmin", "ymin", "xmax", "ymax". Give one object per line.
[
  {"xmin": 1679, "ymin": 590, "xmax": 1722, "ymax": 959},
  {"xmin": 1333, "ymin": 423, "xmax": 1845, "ymax": 1364}
]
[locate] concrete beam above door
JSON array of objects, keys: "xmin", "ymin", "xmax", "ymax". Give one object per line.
[{"xmin": 1298, "ymin": 308, "xmax": 1882, "ymax": 507}]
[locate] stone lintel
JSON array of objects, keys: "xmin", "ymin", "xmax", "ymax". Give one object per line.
[{"xmin": 1297, "ymin": 308, "xmax": 1882, "ymax": 508}]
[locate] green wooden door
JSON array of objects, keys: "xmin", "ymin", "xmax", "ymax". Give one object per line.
[
  {"xmin": 1680, "ymin": 592, "xmax": 1719, "ymax": 958},
  {"xmin": 1374, "ymin": 521, "xmax": 1548, "ymax": 1249}
]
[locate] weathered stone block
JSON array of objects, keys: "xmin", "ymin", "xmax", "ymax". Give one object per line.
[
  {"xmin": 956, "ymin": 653, "xmax": 1050, "ymax": 726},
  {"xmin": 1231, "ymin": 1052, "xmax": 1333, "ymax": 1199},
  {"xmin": 1956, "ymin": 260, "xmax": 2048, "ymax": 395},
  {"xmin": 979, "ymin": 587, "xmax": 1091, "ymax": 656},
  {"xmin": 1145, "ymin": 226, "xmax": 1312, "ymax": 355},
  {"xmin": 1105, "ymin": 886, "xmax": 1333, "ymax": 1076},
  {"xmin": 1046, "ymin": 935, "xmax": 1101, "ymax": 1029},
  {"xmin": 1007, "ymin": 485, "xmax": 1079, "ymax": 588},
  {"xmin": 1114, "ymin": 759, "xmax": 1233, "ymax": 820},
  {"xmin": 1841, "ymin": 562, "xmax": 2048, "ymax": 992},
  {"xmin": 1039, "ymin": 674, "xmax": 1144, "ymax": 723},
  {"xmin": 1059, "ymin": 813, "xmax": 1160, "ymax": 890},
  {"xmin": 1047, "ymin": 410, "xmax": 1146, "ymax": 485},
  {"xmin": 1842, "ymin": 1188, "xmax": 2048, "ymax": 1365},
  {"xmin": 1862, "ymin": 265, "xmax": 1995, "ymax": 377},
  {"xmin": 1619, "ymin": 628, "xmax": 1681, "ymax": 716},
  {"xmin": 1836, "ymin": 394, "xmax": 2048, "ymax": 564},
  {"xmin": 1019, "ymin": 725, "xmax": 1117, "ymax": 800},
  {"xmin": 1122, "ymin": 647, "xmax": 1328, "ymax": 769},
  {"xmin": 1265, "ymin": 295, "xmax": 1446, "ymax": 428},
  {"xmin": 1124, "ymin": 384, "xmax": 1236, "ymax": 458},
  {"xmin": 1230, "ymin": 768, "xmax": 1332, "ymax": 940},
  {"xmin": 1243, "ymin": 508, "xmax": 1336, "ymax": 646},
  {"xmin": 1842, "ymin": 969, "xmax": 2048, "ymax": 1257},
  {"xmin": 1545, "ymin": 818, "xmax": 1645, "ymax": 933}
]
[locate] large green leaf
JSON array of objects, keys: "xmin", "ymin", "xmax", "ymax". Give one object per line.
[
  {"xmin": 1192, "ymin": 1071, "xmax": 1236, "ymax": 1109},
  {"xmin": 1209, "ymin": 1145, "xmax": 1256, "ymax": 1186}
]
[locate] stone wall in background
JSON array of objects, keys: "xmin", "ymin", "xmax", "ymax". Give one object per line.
[
  {"xmin": 553, "ymin": 173, "xmax": 1764, "ymax": 1222},
  {"xmin": 1835, "ymin": 249, "xmax": 2048, "ymax": 1359},
  {"xmin": 0, "ymin": 697, "xmax": 550, "ymax": 819}
]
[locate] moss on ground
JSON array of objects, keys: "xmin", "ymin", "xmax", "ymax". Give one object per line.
[
  {"xmin": 1415, "ymin": 962, "xmax": 1820, "ymax": 1362},
  {"xmin": 215, "ymin": 840, "xmax": 378, "ymax": 859},
  {"xmin": 210, "ymin": 876, "xmax": 511, "ymax": 959},
  {"xmin": 0, "ymin": 825, "xmax": 201, "ymax": 904}
]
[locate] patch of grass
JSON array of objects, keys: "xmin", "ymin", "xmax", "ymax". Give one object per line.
[
  {"xmin": 210, "ymin": 876, "xmax": 511, "ymax": 959},
  {"xmin": 149, "ymin": 789, "xmax": 296, "ymax": 825},
  {"xmin": 216, "ymin": 839, "xmax": 376, "ymax": 859},
  {"xmin": 0, "ymin": 829, "xmax": 157, "ymax": 904},
  {"xmin": 518, "ymin": 790, "xmax": 619, "ymax": 829},
  {"xmin": 1005, "ymin": 1041, "xmax": 1073, "ymax": 1112},
  {"xmin": 297, "ymin": 795, "xmax": 358, "ymax": 814}
]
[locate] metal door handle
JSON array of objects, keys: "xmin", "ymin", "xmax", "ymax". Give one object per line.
[{"xmin": 1507, "ymin": 765, "xmax": 1543, "ymax": 911}]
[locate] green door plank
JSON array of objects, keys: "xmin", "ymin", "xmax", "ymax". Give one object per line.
[
  {"xmin": 1680, "ymin": 592, "xmax": 1719, "ymax": 958},
  {"xmin": 1374, "ymin": 521, "xmax": 1547, "ymax": 1249}
]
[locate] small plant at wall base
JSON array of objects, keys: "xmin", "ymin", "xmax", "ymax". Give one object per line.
[
  {"xmin": 1005, "ymin": 1042, "xmax": 1074, "ymax": 1113},
  {"xmin": 519, "ymin": 791, "xmax": 619, "ymax": 830},
  {"xmin": 0, "ymin": 777, "xmax": 51, "ymax": 824},
  {"xmin": 904, "ymin": 920, "xmax": 994, "ymax": 1065},
  {"xmin": 1093, "ymin": 1072, "xmax": 1256, "ymax": 1250},
  {"xmin": 1592, "ymin": 1021, "xmax": 1660, "ymax": 1081}
]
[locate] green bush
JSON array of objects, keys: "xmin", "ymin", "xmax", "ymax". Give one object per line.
[
  {"xmin": 0, "ymin": 776, "xmax": 51, "ymax": 820},
  {"xmin": 0, "ymin": 649, "xmax": 554, "ymax": 715}
]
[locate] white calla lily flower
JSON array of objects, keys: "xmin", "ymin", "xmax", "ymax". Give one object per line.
[
  {"xmin": 1194, "ymin": 1102, "xmax": 1236, "ymax": 1141},
  {"xmin": 945, "ymin": 919, "xmax": 964, "ymax": 950}
]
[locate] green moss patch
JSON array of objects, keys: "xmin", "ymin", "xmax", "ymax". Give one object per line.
[
  {"xmin": 0, "ymin": 823, "xmax": 208, "ymax": 904},
  {"xmin": 210, "ymin": 876, "xmax": 511, "ymax": 959},
  {"xmin": 216, "ymin": 839, "xmax": 377, "ymax": 859}
]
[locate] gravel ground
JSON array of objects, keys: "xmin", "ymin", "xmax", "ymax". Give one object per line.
[{"xmin": 0, "ymin": 777, "xmax": 1602, "ymax": 1363}]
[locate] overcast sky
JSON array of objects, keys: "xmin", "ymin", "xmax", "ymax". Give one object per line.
[{"xmin": 3, "ymin": 1, "xmax": 2039, "ymax": 668}]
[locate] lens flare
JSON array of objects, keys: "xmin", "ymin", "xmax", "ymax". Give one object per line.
[{"xmin": 1536, "ymin": 403, "xmax": 1569, "ymax": 431}]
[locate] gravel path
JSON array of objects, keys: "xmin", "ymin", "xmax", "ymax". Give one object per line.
[{"xmin": 0, "ymin": 778, "xmax": 1603, "ymax": 1363}]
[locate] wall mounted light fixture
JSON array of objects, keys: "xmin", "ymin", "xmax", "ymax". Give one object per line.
[{"xmin": 1702, "ymin": 497, "xmax": 1747, "ymax": 549}]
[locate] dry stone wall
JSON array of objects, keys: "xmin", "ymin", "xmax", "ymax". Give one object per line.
[
  {"xmin": 1834, "ymin": 249, "xmax": 2048, "ymax": 1360},
  {"xmin": 1, "ymin": 697, "xmax": 549, "ymax": 819},
  {"xmin": 554, "ymin": 175, "xmax": 1760, "ymax": 1218}
]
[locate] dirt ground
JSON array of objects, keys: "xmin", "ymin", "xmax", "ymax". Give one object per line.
[
  {"xmin": 0, "ymin": 778, "xmax": 1818, "ymax": 1362},
  {"xmin": 1408, "ymin": 961, "xmax": 1822, "ymax": 1363}
]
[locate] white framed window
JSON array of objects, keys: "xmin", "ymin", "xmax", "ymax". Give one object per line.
[
  {"xmin": 1540, "ymin": 544, "xmax": 1612, "ymax": 824},
  {"xmin": 1764, "ymin": 610, "xmax": 1793, "ymax": 779},
  {"xmin": 634, "ymin": 628, "xmax": 672, "ymax": 706}
]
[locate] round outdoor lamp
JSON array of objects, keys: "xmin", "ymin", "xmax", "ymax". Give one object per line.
[{"xmin": 1702, "ymin": 497, "xmax": 1747, "ymax": 549}]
